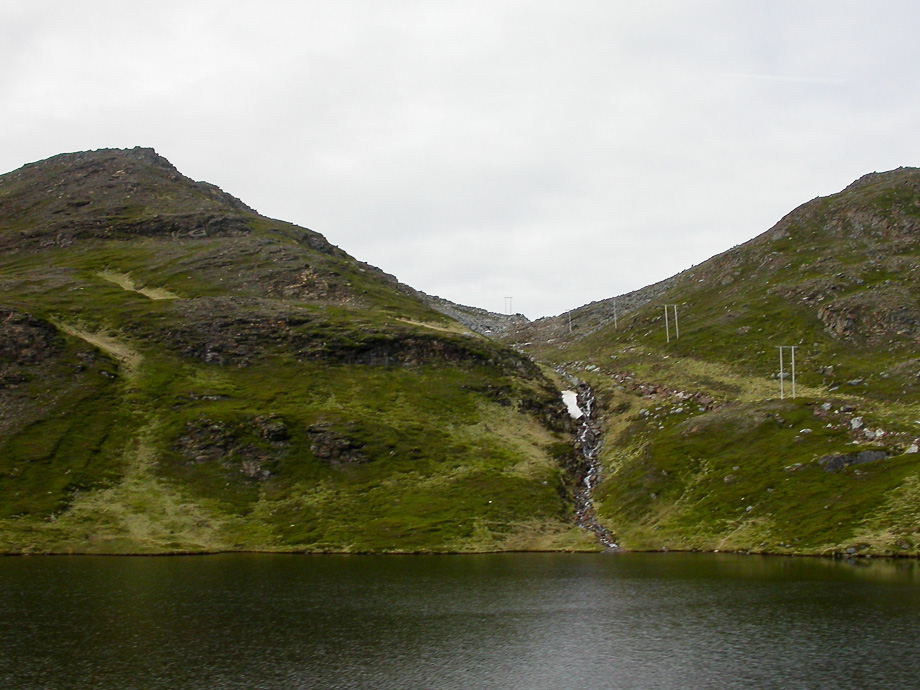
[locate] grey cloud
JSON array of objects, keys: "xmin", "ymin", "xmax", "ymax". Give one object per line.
[{"xmin": 2, "ymin": 1, "xmax": 920, "ymax": 317}]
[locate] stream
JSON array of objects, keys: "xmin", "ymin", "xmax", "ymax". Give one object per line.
[{"xmin": 561, "ymin": 379, "xmax": 619, "ymax": 549}]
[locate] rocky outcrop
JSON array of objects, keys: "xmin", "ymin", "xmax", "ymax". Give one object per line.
[
  {"xmin": 0, "ymin": 309, "xmax": 63, "ymax": 369},
  {"xmin": 418, "ymin": 292, "xmax": 530, "ymax": 337},
  {"xmin": 505, "ymin": 278, "xmax": 678, "ymax": 346},
  {"xmin": 817, "ymin": 290, "xmax": 920, "ymax": 343},
  {"xmin": 819, "ymin": 450, "xmax": 888, "ymax": 471},
  {"xmin": 0, "ymin": 147, "xmax": 258, "ymax": 249},
  {"xmin": 149, "ymin": 298, "xmax": 542, "ymax": 375},
  {"xmin": 307, "ymin": 423, "xmax": 368, "ymax": 465},
  {"xmin": 172, "ymin": 415, "xmax": 290, "ymax": 481}
]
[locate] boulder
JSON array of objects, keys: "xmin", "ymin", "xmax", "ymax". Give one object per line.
[{"xmin": 819, "ymin": 450, "xmax": 888, "ymax": 471}]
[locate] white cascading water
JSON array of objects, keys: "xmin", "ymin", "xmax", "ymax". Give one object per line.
[{"xmin": 561, "ymin": 382, "xmax": 618, "ymax": 550}]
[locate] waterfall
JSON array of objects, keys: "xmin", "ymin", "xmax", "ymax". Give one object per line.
[{"xmin": 561, "ymin": 381, "xmax": 619, "ymax": 550}]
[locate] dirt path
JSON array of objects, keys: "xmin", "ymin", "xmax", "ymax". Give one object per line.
[
  {"xmin": 56, "ymin": 322, "xmax": 143, "ymax": 378},
  {"xmin": 97, "ymin": 270, "xmax": 179, "ymax": 300},
  {"xmin": 48, "ymin": 420, "xmax": 237, "ymax": 553},
  {"xmin": 397, "ymin": 318, "xmax": 474, "ymax": 335}
]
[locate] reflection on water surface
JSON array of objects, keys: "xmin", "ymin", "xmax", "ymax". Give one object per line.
[{"xmin": 1, "ymin": 553, "xmax": 919, "ymax": 689}]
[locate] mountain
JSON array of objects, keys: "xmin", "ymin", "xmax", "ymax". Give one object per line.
[
  {"xmin": 0, "ymin": 147, "xmax": 594, "ymax": 554},
  {"xmin": 512, "ymin": 167, "xmax": 920, "ymax": 556},
  {"xmin": 4, "ymin": 149, "xmax": 919, "ymax": 558}
]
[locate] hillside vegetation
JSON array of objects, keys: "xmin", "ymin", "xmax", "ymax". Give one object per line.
[
  {"xmin": 0, "ymin": 148, "xmax": 594, "ymax": 554},
  {"xmin": 4, "ymin": 148, "xmax": 919, "ymax": 558},
  {"xmin": 515, "ymin": 168, "xmax": 920, "ymax": 557}
]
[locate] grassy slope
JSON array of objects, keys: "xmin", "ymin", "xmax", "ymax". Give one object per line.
[
  {"xmin": 0, "ymin": 149, "xmax": 595, "ymax": 554},
  {"xmin": 527, "ymin": 169, "xmax": 920, "ymax": 557}
]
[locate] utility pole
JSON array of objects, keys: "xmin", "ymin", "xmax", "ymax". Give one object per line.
[
  {"xmin": 613, "ymin": 297, "xmax": 618, "ymax": 330},
  {"xmin": 777, "ymin": 346, "xmax": 797, "ymax": 399},
  {"xmin": 790, "ymin": 345, "xmax": 796, "ymax": 398},
  {"xmin": 664, "ymin": 304, "xmax": 679, "ymax": 342},
  {"xmin": 778, "ymin": 346, "xmax": 784, "ymax": 399}
]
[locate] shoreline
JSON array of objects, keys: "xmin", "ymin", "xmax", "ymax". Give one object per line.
[{"xmin": 1, "ymin": 545, "xmax": 916, "ymax": 559}]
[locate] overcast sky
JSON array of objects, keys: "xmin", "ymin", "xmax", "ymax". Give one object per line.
[{"xmin": 2, "ymin": 1, "xmax": 919, "ymax": 318}]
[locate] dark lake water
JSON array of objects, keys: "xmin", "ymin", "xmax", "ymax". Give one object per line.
[{"xmin": 2, "ymin": 552, "xmax": 919, "ymax": 689}]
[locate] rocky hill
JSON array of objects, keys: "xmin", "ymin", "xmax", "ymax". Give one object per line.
[
  {"xmin": 515, "ymin": 167, "xmax": 920, "ymax": 557},
  {"xmin": 0, "ymin": 148, "xmax": 594, "ymax": 554},
  {"xmin": 4, "ymin": 149, "xmax": 919, "ymax": 558},
  {"xmin": 419, "ymin": 292, "xmax": 530, "ymax": 337}
]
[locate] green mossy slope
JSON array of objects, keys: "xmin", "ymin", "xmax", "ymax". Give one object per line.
[
  {"xmin": 0, "ymin": 148, "xmax": 594, "ymax": 554},
  {"xmin": 523, "ymin": 168, "xmax": 920, "ymax": 557}
]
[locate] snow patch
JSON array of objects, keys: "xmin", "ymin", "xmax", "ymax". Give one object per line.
[{"xmin": 562, "ymin": 390, "xmax": 583, "ymax": 419}]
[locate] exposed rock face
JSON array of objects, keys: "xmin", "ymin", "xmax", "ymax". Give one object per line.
[
  {"xmin": 0, "ymin": 311, "xmax": 72, "ymax": 437},
  {"xmin": 819, "ymin": 450, "xmax": 888, "ymax": 471},
  {"xmin": 307, "ymin": 423, "xmax": 367, "ymax": 465},
  {"xmin": 0, "ymin": 309, "xmax": 62, "ymax": 368},
  {"xmin": 254, "ymin": 415, "xmax": 290, "ymax": 443},
  {"xmin": 172, "ymin": 415, "xmax": 289, "ymax": 481},
  {"xmin": 105, "ymin": 213, "xmax": 252, "ymax": 240},
  {"xmin": 818, "ymin": 291, "xmax": 920, "ymax": 343},
  {"xmin": 418, "ymin": 292, "xmax": 530, "ymax": 337},
  {"xmin": 140, "ymin": 296, "xmax": 541, "ymax": 374},
  {"xmin": 506, "ymin": 275, "xmax": 684, "ymax": 345},
  {"xmin": 0, "ymin": 147, "xmax": 261, "ymax": 249}
]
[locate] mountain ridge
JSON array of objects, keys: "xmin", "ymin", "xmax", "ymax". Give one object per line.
[
  {"xmin": 512, "ymin": 165, "xmax": 920, "ymax": 348},
  {"xmin": 516, "ymin": 165, "xmax": 920, "ymax": 556},
  {"xmin": 1, "ymin": 147, "xmax": 919, "ymax": 557}
]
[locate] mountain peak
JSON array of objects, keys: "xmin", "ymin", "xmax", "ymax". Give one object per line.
[
  {"xmin": 0, "ymin": 147, "xmax": 255, "ymax": 246},
  {"xmin": 27, "ymin": 146, "xmax": 177, "ymax": 171}
]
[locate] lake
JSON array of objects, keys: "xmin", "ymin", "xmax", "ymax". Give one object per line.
[{"xmin": 1, "ymin": 552, "xmax": 919, "ymax": 689}]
